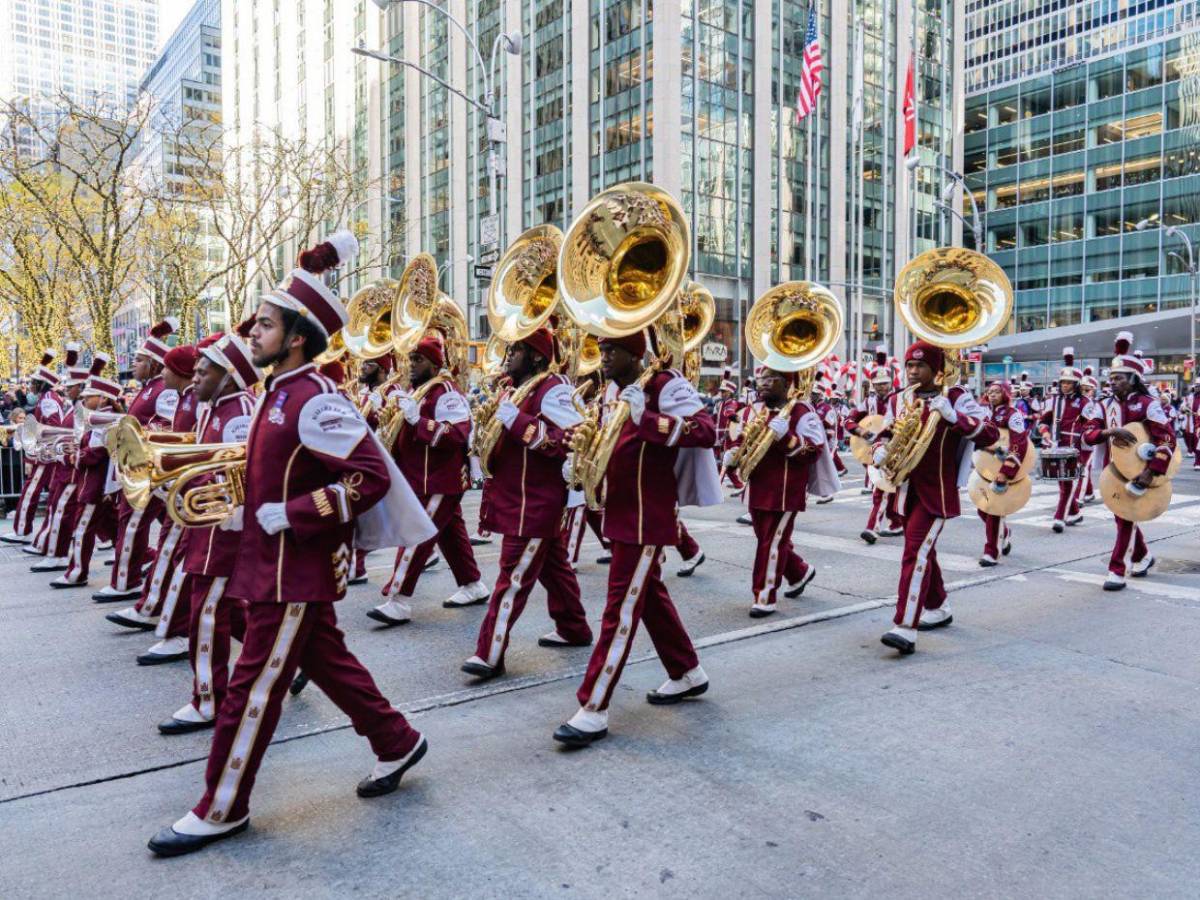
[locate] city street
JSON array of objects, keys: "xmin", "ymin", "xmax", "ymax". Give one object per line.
[{"xmin": 2, "ymin": 460, "xmax": 1199, "ymax": 898}]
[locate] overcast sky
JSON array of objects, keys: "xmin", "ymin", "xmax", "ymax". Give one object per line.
[{"xmin": 158, "ymin": 1, "xmax": 193, "ymax": 51}]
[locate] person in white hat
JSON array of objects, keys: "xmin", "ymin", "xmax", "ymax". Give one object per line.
[
  {"xmin": 1036, "ymin": 347, "xmax": 1088, "ymax": 532},
  {"xmin": 1, "ymin": 348, "xmax": 65, "ymax": 545},
  {"xmin": 28, "ymin": 343, "xmax": 86, "ymax": 571}
]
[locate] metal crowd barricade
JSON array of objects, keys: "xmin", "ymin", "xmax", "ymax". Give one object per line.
[{"xmin": 0, "ymin": 443, "xmax": 26, "ymax": 500}]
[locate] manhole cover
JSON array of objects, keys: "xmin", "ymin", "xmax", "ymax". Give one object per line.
[{"xmin": 1152, "ymin": 558, "xmax": 1200, "ymax": 575}]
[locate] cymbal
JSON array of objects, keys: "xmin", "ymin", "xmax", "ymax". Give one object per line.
[
  {"xmin": 849, "ymin": 413, "xmax": 884, "ymax": 465},
  {"xmin": 1109, "ymin": 421, "xmax": 1182, "ymax": 486},
  {"xmin": 968, "ymin": 469, "xmax": 1032, "ymax": 517},
  {"xmin": 973, "ymin": 429, "xmax": 1035, "ymax": 482},
  {"xmin": 1099, "ymin": 464, "xmax": 1172, "ymax": 523}
]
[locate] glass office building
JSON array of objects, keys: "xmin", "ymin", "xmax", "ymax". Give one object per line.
[{"xmin": 966, "ymin": 1, "xmax": 1200, "ymax": 384}]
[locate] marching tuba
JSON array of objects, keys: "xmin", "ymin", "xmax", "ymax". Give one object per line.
[
  {"xmin": 558, "ymin": 182, "xmax": 693, "ymax": 508},
  {"xmin": 728, "ymin": 282, "xmax": 843, "ymax": 480},
  {"xmin": 471, "ymin": 225, "xmax": 567, "ymax": 477},
  {"xmin": 870, "ymin": 247, "xmax": 1013, "ymax": 493}
]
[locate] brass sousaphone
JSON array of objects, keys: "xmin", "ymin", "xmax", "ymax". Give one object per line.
[
  {"xmin": 729, "ymin": 281, "xmax": 843, "ymax": 480},
  {"xmin": 870, "ymin": 247, "xmax": 1014, "ymax": 493}
]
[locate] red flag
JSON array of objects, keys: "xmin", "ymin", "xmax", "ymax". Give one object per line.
[{"xmin": 903, "ymin": 56, "xmax": 916, "ymax": 156}]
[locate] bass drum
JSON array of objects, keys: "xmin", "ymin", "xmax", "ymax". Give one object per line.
[
  {"xmin": 1108, "ymin": 421, "xmax": 1182, "ymax": 488},
  {"xmin": 849, "ymin": 413, "xmax": 885, "ymax": 466},
  {"xmin": 968, "ymin": 469, "xmax": 1032, "ymax": 517},
  {"xmin": 1099, "ymin": 464, "xmax": 1172, "ymax": 523},
  {"xmin": 973, "ymin": 428, "xmax": 1035, "ymax": 482}
]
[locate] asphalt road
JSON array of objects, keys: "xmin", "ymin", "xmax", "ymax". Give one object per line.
[{"xmin": 2, "ymin": 460, "xmax": 1198, "ymax": 897}]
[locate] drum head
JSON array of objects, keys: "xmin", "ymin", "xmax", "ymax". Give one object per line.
[
  {"xmin": 849, "ymin": 414, "xmax": 884, "ymax": 465},
  {"xmin": 1099, "ymin": 464, "xmax": 1172, "ymax": 523},
  {"xmin": 968, "ymin": 470, "xmax": 1032, "ymax": 517}
]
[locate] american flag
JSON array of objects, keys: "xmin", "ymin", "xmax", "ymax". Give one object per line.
[{"xmin": 796, "ymin": 6, "xmax": 824, "ymax": 123}]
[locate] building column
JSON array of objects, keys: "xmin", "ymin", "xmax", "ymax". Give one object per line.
[
  {"xmin": 569, "ymin": 0, "xmax": 590, "ymax": 219},
  {"xmin": 449, "ymin": 0, "xmax": 469, "ymax": 302},
  {"xmin": 651, "ymin": 3, "xmax": 682, "ymax": 197},
  {"xmin": 829, "ymin": 5, "xmax": 850, "ymax": 360},
  {"xmin": 403, "ymin": 4, "xmax": 422, "ymax": 262},
  {"xmin": 751, "ymin": 1, "xmax": 772, "ymax": 305}
]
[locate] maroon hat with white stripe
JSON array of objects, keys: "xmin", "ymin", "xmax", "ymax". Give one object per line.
[
  {"xmin": 1058, "ymin": 346, "xmax": 1082, "ymax": 381},
  {"xmin": 201, "ymin": 334, "xmax": 263, "ymax": 391},
  {"xmin": 81, "ymin": 354, "xmax": 121, "ymax": 400},
  {"xmin": 262, "ymin": 230, "xmax": 359, "ymax": 338},
  {"xmin": 138, "ymin": 317, "xmax": 179, "ymax": 364},
  {"xmin": 33, "ymin": 348, "xmax": 59, "ymax": 386},
  {"xmin": 63, "ymin": 342, "xmax": 88, "ymax": 385}
]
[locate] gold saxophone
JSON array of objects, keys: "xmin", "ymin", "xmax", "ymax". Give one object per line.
[{"xmin": 379, "ymin": 372, "xmax": 450, "ymax": 454}]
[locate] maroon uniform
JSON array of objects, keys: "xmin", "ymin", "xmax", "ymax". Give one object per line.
[
  {"xmin": 1182, "ymin": 391, "xmax": 1200, "ymax": 468},
  {"xmin": 380, "ymin": 378, "xmax": 481, "ymax": 600},
  {"xmin": 12, "ymin": 390, "xmax": 67, "ymax": 539},
  {"xmin": 575, "ymin": 370, "xmax": 717, "ymax": 712},
  {"xmin": 1038, "ymin": 390, "xmax": 1092, "ymax": 526},
  {"xmin": 1083, "ymin": 392, "xmax": 1176, "ymax": 582},
  {"xmin": 878, "ymin": 385, "xmax": 998, "ymax": 632},
  {"xmin": 976, "ymin": 402, "xmax": 1029, "ymax": 562},
  {"xmin": 471, "ymin": 373, "xmax": 592, "ymax": 668},
  {"xmin": 62, "ymin": 423, "xmax": 116, "ymax": 584},
  {"xmin": 33, "ymin": 401, "xmax": 82, "ymax": 561},
  {"xmin": 852, "ymin": 391, "xmax": 904, "ymax": 535}
]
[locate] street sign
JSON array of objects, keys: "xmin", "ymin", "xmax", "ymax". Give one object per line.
[
  {"xmin": 478, "ymin": 248, "xmax": 500, "ymax": 266},
  {"xmin": 479, "ymin": 214, "xmax": 499, "ymax": 247},
  {"xmin": 967, "ymin": 352, "xmax": 982, "ymax": 363},
  {"xmin": 474, "ymin": 265, "xmax": 494, "ymax": 282}
]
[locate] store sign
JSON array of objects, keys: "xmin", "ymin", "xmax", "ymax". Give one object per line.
[{"xmin": 701, "ymin": 341, "xmax": 728, "ymax": 363}]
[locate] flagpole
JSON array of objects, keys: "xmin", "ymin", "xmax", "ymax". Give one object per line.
[{"xmin": 807, "ymin": 106, "xmax": 814, "ymax": 280}]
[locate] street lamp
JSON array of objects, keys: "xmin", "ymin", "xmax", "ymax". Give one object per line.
[
  {"xmin": 906, "ymin": 156, "xmax": 983, "ymax": 250},
  {"xmin": 1136, "ymin": 217, "xmax": 1197, "ymax": 379}
]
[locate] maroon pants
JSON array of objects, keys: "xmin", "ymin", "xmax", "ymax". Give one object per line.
[
  {"xmin": 473, "ymin": 533, "xmax": 592, "ymax": 668},
  {"xmin": 563, "ymin": 506, "xmax": 612, "ymax": 564},
  {"xmin": 193, "ymin": 600, "xmax": 420, "ymax": 825},
  {"xmin": 354, "ymin": 549, "xmax": 368, "ymax": 579},
  {"xmin": 186, "ymin": 574, "xmax": 247, "ymax": 721},
  {"xmin": 64, "ymin": 498, "xmax": 116, "ymax": 582},
  {"xmin": 831, "ymin": 449, "xmax": 847, "ymax": 475},
  {"xmin": 111, "ymin": 494, "xmax": 161, "ymax": 591},
  {"xmin": 976, "ymin": 509, "xmax": 1010, "ymax": 559},
  {"xmin": 1185, "ymin": 431, "xmax": 1199, "ymax": 467},
  {"xmin": 39, "ymin": 479, "xmax": 79, "ymax": 558},
  {"xmin": 893, "ymin": 499, "xmax": 948, "ymax": 629},
  {"xmin": 751, "ymin": 508, "xmax": 809, "ymax": 606},
  {"xmin": 576, "ymin": 542, "xmax": 699, "ymax": 712},
  {"xmin": 12, "ymin": 462, "xmax": 51, "ymax": 536},
  {"xmin": 31, "ymin": 476, "xmax": 66, "ymax": 554},
  {"xmin": 1109, "ymin": 516, "xmax": 1148, "ymax": 577},
  {"xmin": 676, "ymin": 520, "xmax": 700, "ymax": 560},
  {"xmin": 866, "ymin": 487, "xmax": 903, "ymax": 532},
  {"xmin": 1053, "ymin": 478, "xmax": 1082, "ymax": 522},
  {"xmin": 135, "ymin": 521, "xmax": 186, "ymax": 616},
  {"xmin": 382, "ymin": 493, "xmax": 480, "ymax": 597}
]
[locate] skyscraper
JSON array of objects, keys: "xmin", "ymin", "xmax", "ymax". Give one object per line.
[{"xmin": 967, "ymin": 1, "xmax": 1200, "ymax": 388}]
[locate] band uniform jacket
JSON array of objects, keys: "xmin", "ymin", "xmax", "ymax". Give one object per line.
[
  {"xmin": 988, "ymin": 403, "xmax": 1030, "ymax": 481},
  {"xmin": 747, "ymin": 400, "xmax": 826, "ymax": 512},
  {"xmin": 848, "ymin": 392, "xmax": 893, "ymax": 428},
  {"xmin": 878, "ymin": 386, "xmax": 998, "ymax": 519},
  {"xmin": 479, "ymin": 373, "xmax": 580, "ymax": 539},
  {"xmin": 392, "ymin": 379, "xmax": 471, "ymax": 496},
  {"xmin": 226, "ymin": 364, "xmax": 393, "ymax": 604},
  {"xmin": 127, "ymin": 375, "xmax": 176, "ymax": 429},
  {"xmin": 172, "ymin": 385, "xmax": 200, "ymax": 434},
  {"xmin": 1038, "ymin": 392, "xmax": 1090, "ymax": 450},
  {"xmin": 715, "ymin": 397, "xmax": 743, "ymax": 449},
  {"xmin": 75, "ymin": 422, "xmax": 112, "ymax": 505},
  {"xmin": 182, "ymin": 391, "xmax": 255, "ymax": 578},
  {"xmin": 601, "ymin": 371, "xmax": 716, "ymax": 547},
  {"xmin": 1182, "ymin": 393, "xmax": 1200, "ymax": 437},
  {"xmin": 1083, "ymin": 393, "xmax": 1177, "ymax": 476}
]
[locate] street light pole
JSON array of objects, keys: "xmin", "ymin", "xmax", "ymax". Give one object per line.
[
  {"xmin": 1137, "ymin": 218, "xmax": 1197, "ymax": 382},
  {"xmin": 905, "ymin": 156, "xmax": 981, "ymax": 249}
]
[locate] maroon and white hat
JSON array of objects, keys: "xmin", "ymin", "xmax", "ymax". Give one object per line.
[
  {"xmin": 262, "ymin": 230, "xmax": 359, "ymax": 338},
  {"xmin": 32, "ymin": 348, "xmax": 59, "ymax": 386},
  {"xmin": 81, "ymin": 354, "xmax": 121, "ymax": 401},
  {"xmin": 62, "ymin": 342, "xmax": 88, "ymax": 385},
  {"xmin": 1058, "ymin": 346, "xmax": 1082, "ymax": 382},
  {"xmin": 138, "ymin": 317, "xmax": 180, "ymax": 364},
  {"xmin": 1111, "ymin": 331, "xmax": 1152, "ymax": 376},
  {"xmin": 201, "ymin": 334, "xmax": 263, "ymax": 391}
]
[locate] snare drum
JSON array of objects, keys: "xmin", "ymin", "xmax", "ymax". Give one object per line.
[{"xmin": 1039, "ymin": 447, "xmax": 1079, "ymax": 481}]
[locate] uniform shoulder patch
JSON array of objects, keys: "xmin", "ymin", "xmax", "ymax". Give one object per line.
[{"xmin": 297, "ymin": 392, "xmax": 368, "ymax": 459}]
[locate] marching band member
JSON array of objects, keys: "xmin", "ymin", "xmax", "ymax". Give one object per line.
[
  {"xmin": 714, "ymin": 375, "xmax": 743, "ymax": 488},
  {"xmin": 52, "ymin": 356, "xmax": 120, "ymax": 589},
  {"xmin": 2, "ymin": 349, "xmax": 64, "ymax": 545},
  {"xmin": 728, "ymin": 367, "xmax": 834, "ymax": 618},
  {"xmin": 809, "ymin": 377, "xmax": 841, "ymax": 501},
  {"xmin": 1079, "ymin": 370, "xmax": 1101, "ymax": 501},
  {"xmin": 94, "ymin": 318, "xmax": 179, "ymax": 603},
  {"xmin": 1183, "ymin": 381, "xmax": 1200, "ymax": 470},
  {"xmin": 977, "ymin": 380, "xmax": 1028, "ymax": 566},
  {"xmin": 873, "ymin": 341, "xmax": 998, "ymax": 655},
  {"xmin": 106, "ymin": 343, "xmax": 203, "ymax": 665},
  {"xmin": 158, "ymin": 332, "xmax": 260, "ymax": 735},
  {"xmin": 1038, "ymin": 347, "xmax": 1090, "ymax": 533},
  {"xmin": 149, "ymin": 231, "xmax": 437, "ymax": 857},
  {"xmin": 356, "ymin": 353, "xmax": 394, "ymax": 427},
  {"xmin": 370, "ymin": 333, "xmax": 489, "ymax": 625},
  {"xmin": 29, "ymin": 344, "xmax": 86, "ymax": 571},
  {"xmin": 553, "ymin": 330, "xmax": 719, "ymax": 747},
  {"xmin": 849, "ymin": 363, "xmax": 904, "ymax": 543},
  {"xmin": 462, "ymin": 328, "xmax": 593, "ymax": 680},
  {"xmin": 1082, "ymin": 344, "xmax": 1176, "ymax": 592}
]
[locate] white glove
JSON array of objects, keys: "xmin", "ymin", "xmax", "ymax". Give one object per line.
[
  {"xmin": 562, "ymin": 458, "xmax": 573, "ymax": 482},
  {"xmin": 721, "ymin": 449, "xmax": 735, "ymax": 467},
  {"xmin": 496, "ymin": 399, "xmax": 520, "ymax": 429},
  {"xmin": 218, "ymin": 506, "xmax": 244, "ymax": 532},
  {"xmin": 256, "ymin": 502, "xmax": 290, "ymax": 536},
  {"xmin": 399, "ymin": 396, "xmax": 420, "ymax": 425},
  {"xmin": 872, "ymin": 446, "xmax": 887, "ymax": 466},
  {"xmin": 368, "ymin": 391, "xmax": 384, "ymax": 411},
  {"xmin": 928, "ymin": 395, "xmax": 957, "ymax": 424},
  {"xmin": 620, "ymin": 385, "xmax": 646, "ymax": 424},
  {"xmin": 767, "ymin": 415, "xmax": 789, "ymax": 441}
]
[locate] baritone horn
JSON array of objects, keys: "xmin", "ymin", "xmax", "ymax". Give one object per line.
[
  {"xmin": 871, "ymin": 248, "xmax": 1013, "ymax": 493},
  {"xmin": 729, "ymin": 281, "xmax": 844, "ymax": 479}
]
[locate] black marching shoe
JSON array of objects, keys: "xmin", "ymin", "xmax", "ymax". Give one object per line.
[
  {"xmin": 1052, "ymin": 521, "xmax": 1065, "ymax": 534},
  {"xmin": 880, "ymin": 630, "xmax": 916, "ymax": 655},
  {"xmin": 860, "ymin": 529, "xmax": 877, "ymax": 545},
  {"xmin": 356, "ymin": 736, "xmax": 428, "ymax": 798},
  {"xmin": 552, "ymin": 723, "xmax": 608, "ymax": 747},
  {"xmin": 784, "ymin": 566, "xmax": 817, "ymax": 598},
  {"xmin": 461, "ymin": 658, "xmax": 503, "ymax": 680},
  {"xmin": 158, "ymin": 716, "xmax": 215, "ymax": 736},
  {"xmin": 595, "ymin": 552, "xmax": 612, "ymax": 565},
  {"xmin": 289, "ymin": 671, "xmax": 310, "ymax": 696},
  {"xmin": 147, "ymin": 819, "xmax": 248, "ymax": 858},
  {"xmin": 676, "ymin": 551, "xmax": 706, "ymax": 577}
]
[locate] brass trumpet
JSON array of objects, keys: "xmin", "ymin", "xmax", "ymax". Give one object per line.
[
  {"xmin": 15, "ymin": 418, "xmax": 77, "ymax": 462},
  {"xmin": 105, "ymin": 417, "xmax": 211, "ymax": 511},
  {"xmin": 729, "ymin": 281, "xmax": 843, "ymax": 480},
  {"xmin": 164, "ymin": 446, "xmax": 249, "ymax": 528}
]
